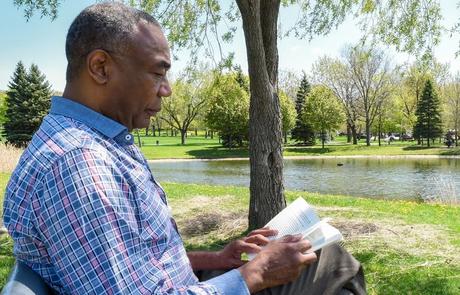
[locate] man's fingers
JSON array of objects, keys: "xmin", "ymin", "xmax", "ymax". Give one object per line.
[
  {"xmin": 247, "ymin": 227, "xmax": 278, "ymax": 238},
  {"xmin": 299, "ymin": 252, "xmax": 317, "ymax": 265},
  {"xmin": 295, "ymin": 239, "xmax": 312, "ymax": 253},
  {"xmin": 280, "ymin": 234, "xmax": 303, "ymax": 243},
  {"xmin": 244, "ymin": 234, "xmax": 270, "ymax": 246},
  {"xmin": 237, "ymin": 241, "xmax": 262, "ymax": 254}
]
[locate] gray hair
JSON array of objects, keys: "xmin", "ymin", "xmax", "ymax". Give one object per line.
[{"xmin": 65, "ymin": 2, "xmax": 160, "ymax": 82}]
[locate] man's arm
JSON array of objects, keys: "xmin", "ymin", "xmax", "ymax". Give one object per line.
[{"xmin": 31, "ymin": 148, "xmax": 223, "ymax": 295}]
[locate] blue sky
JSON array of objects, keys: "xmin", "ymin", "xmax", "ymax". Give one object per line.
[{"xmin": 0, "ymin": 1, "xmax": 459, "ymax": 91}]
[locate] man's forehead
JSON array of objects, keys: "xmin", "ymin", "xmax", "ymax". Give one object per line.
[{"xmin": 135, "ymin": 22, "xmax": 170, "ymax": 51}]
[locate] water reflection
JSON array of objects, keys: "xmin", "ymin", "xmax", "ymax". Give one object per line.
[{"xmin": 149, "ymin": 157, "xmax": 460, "ymax": 199}]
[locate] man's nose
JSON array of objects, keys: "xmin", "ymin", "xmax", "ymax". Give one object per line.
[{"xmin": 159, "ymin": 80, "xmax": 172, "ymax": 97}]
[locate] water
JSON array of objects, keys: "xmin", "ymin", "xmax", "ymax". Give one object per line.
[{"xmin": 149, "ymin": 157, "xmax": 460, "ymax": 199}]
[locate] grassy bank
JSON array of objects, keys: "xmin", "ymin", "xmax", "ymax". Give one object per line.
[
  {"xmin": 1, "ymin": 174, "xmax": 459, "ymax": 294},
  {"xmin": 1, "ymin": 136, "xmax": 459, "ymax": 162},
  {"xmin": 138, "ymin": 135, "xmax": 459, "ymax": 159}
]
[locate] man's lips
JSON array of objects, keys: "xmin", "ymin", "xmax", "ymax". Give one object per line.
[{"xmin": 146, "ymin": 108, "xmax": 160, "ymax": 115}]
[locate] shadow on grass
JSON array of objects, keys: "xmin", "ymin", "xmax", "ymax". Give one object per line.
[
  {"xmin": 187, "ymin": 147, "xmax": 249, "ymax": 159},
  {"xmin": 142, "ymin": 142, "xmax": 218, "ymax": 147},
  {"xmin": 402, "ymin": 145, "xmax": 436, "ymax": 151},
  {"xmin": 440, "ymin": 148, "xmax": 460, "ymax": 155},
  {"xmin": 284, "ymin": 147, "xmax": 332, "ymax": 154}
]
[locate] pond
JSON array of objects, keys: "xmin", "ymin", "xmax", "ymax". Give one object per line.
[{"xmin": 149, "ymin": 157, "xmax": 460, "ymax": 200}]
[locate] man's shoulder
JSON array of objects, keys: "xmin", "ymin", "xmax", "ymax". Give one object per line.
[{"xmin": 14, "ymin": 114, "xmax": 116, "ymax": 179}]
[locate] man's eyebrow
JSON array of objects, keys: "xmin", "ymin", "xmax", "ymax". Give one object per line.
[{"xmin": 158, "ymin": 60, "xmax": 171, "ymax": 70}]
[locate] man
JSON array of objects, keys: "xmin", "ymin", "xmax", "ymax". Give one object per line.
[{"xmin": 3, "ymin": 3, "xmax": 365, "ymax": 294}]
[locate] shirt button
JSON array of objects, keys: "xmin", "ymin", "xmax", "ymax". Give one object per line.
[{"xmin": 125, "ymin": 134, "xmax": 132, "ymax": 141}]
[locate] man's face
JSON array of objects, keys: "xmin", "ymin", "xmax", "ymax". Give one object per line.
[{"xmin": 107, "ymin": 22, "xmax": 172, "ymax": 130}]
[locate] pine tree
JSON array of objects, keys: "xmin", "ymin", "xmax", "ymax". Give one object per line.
[
  {"xmin": 291, "ymin": 73, "xmax": 315, "ymax": 145},
  {"xmin": 4, "ymin": 62, "xmax": 51, "ymax": 147},
  {"xmin": 413, "ymin": 79, "xmax": 443, "ymax": 147}
]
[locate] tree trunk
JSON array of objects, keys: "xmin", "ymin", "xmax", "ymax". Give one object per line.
[
  {"xmin": 365, "ymin": 113, "xmax": 371, "ymax": 146},
  {"xmin": 351, "ymin": 124, "xmax": 358, "ymax": 145},
  {"xmin": 237, "ymin": 0, "xmax": 285, "ymax": 230},
  {"xmin": 321, "ymin": 131, "xmax": 325, "ymax": 149},
  {"xmin": 456, "ymin": 122, "xmax": 458, "ymax": 147},
  {"xmin": 284, "ymin": 131, "xmax": 287, "ymax": 144},
  {"xmin": 136, "ymin": 129, "xmax": 142, "ymax": 147},
  {"xmin": 181, "ymin": 129, "xmax": 186, "ymax": 145},
  {"xmin": 346, "ymin": 122, "xmax": 351, "ymax": 143}
]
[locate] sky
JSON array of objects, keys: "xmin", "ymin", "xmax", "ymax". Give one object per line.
[{"xmin": 0, "ymin": 1, "xmax": 459, "ymax": 91}]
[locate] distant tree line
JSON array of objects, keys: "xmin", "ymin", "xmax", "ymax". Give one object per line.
[{"xmin": 1, "ymin": 52, "xmax": 458, "ymax": 149}]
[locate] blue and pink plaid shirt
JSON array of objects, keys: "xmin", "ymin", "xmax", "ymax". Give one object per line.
[{"xmin": 3, "ymin": 96, "xmax": 249, "ymax": 294}]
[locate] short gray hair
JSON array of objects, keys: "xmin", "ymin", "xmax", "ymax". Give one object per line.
[{"xmin": 65, "ymin": 2, "xmax": 160, "ymax": 82}]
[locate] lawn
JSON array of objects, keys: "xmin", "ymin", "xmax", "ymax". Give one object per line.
[
  {"xmin": 137, "ymin": 134, "xmax": 459, "ymax": 159},
  {"xmin": 1, "ymin": 173, "xmax": 459, "ymax": 294},
  {"xmin": 1, "ymin": 135, "xmax": 458, "ymax": 162}
]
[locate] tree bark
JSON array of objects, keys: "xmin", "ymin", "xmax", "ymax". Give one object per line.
[
  {"xmin": 346, "ymin": 122, "xmax": 351, "ymax": 143},
  {"xmin": 351, "ymin": 124, "xmax": 358, "ymax": 145},
  {"xmin": 181, "ymin": 129, "xmax": 186, "ymax": 145},
  {"xmin": 236, "ymin": 0, "xmax": 285, "ymax": 230}
]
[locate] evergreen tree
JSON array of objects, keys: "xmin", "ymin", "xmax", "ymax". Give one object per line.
[
  {"xmin": 4, "ymin": 62, "xmax": 52, "ymax": 147},
  {"xmin": 233, "ymin": 65, "xmax": 249, "ymax": 93},
  {"xmin": 413, "ymin": 79, "xmax": 443, "ymax": 147},
  {"xmin": 291, "ymin": 73, "xmax": 315, "ymax": 145}
]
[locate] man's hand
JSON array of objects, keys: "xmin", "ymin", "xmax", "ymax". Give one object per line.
[
  {"xmin": 187, "ymin": 227, "xmax": 278, "ymax": 270},
  {"xmin": 238, "ymin": 235, "xmax": 317, "ymax": 293},
  {"xmin": 216, "ymin": 227, "xmax": 278, "ymax": 269}
]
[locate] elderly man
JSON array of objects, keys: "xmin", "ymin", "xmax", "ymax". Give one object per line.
[{"xmin": 3, "ymin": 3, "xmax": 365, "ymax": 294}]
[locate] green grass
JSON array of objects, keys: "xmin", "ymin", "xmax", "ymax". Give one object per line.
[
  {"xmin": 164, "ymin": 183, "xmax": 460, "ymax": 295},
  {"xmin": 135, "ymin": 134, "xmax": 460, "ymax": 159},
  {"xmin": 1, "ymin": 177, "xmax": 460, "ymax": 294}
]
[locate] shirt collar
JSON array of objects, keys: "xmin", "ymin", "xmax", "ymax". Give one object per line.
[{"xmin": 50, "ymin": 96, "xmax": 134, "ymax": 145}]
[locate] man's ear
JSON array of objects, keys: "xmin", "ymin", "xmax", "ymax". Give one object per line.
[{"xmin": 86, "ymin": 49, "xmax": 112, "ymax": 85}]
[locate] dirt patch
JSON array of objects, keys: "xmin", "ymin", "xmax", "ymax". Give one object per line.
[
  {"xmin": 333, "ymin": 217, "xmax": 460, "ymax": 264},
  {"xmin": 331, "ymin": 220, "xmax": 378, "ymax": 238},
  {"xmin": 181, "ymin": 211, "xmax": 243, "ymax": 237}
]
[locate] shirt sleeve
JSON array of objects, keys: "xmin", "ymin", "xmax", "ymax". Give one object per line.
[
  {"xmin": 206, "ymin": 270, "xmax": 250, "ymax": 295},
  {"xmin": 30, "ymin": 148, "xmax": 223, "ymax": 295}
]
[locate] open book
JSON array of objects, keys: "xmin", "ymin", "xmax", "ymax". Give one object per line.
[{"xmin": 247, "ymin": 197, "xmax": 343, "ymax": 260}]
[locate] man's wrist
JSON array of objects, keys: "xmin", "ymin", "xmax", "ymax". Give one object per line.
[
  {"xmin": 238, "ymin": 261, "xmax": 264, "ymax": 293},
  {"xmin": 188, "ymin": 251, "xmax": 222, "ymax": 270}
]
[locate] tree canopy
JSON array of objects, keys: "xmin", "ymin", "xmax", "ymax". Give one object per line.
[
  {"xmin": 303, "ymin": 86, "xmax": 345, "ymax": 149},
  {"xmin": 205, "ymin": 72, "xmax": 249, "ymax": 147}
]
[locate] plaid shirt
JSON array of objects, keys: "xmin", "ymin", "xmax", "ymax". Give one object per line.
[{"xmin": 3, "ymin": 97, "xmax": 249, "ymax": 295}]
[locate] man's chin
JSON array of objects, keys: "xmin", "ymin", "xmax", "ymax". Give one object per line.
[{"xmin": 134, "ymin": 118, "xmax": 151, "ymax": 130}]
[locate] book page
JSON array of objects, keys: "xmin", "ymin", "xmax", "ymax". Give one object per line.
[
  {"xmin": 305, "ymin": 222, "xmax": 343, "ymax": 252},
  {"xmin": 246, "ymin": 198, "xmax": 342, "ymax": 260},
  {"xmin": 265, "ymin": 197, "xmax": 321, "ymax": 240}
]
